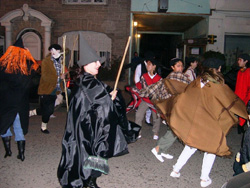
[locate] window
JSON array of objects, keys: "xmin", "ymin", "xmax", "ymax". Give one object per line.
[
  {"xmin": 62, "ymin": 0, "xmax": 107, "ymax": 5},
  {"xmin": 225, "ymin": 35, "xmax": 250, "ymax": 70}
]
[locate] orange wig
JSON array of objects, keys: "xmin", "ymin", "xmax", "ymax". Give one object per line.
[{"xmin": 0, "ymin": 46, "xmax": 39, "ymax": 75}]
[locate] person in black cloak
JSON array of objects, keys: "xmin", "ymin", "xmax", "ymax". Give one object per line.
[
  {"xmin": 0, "ymin": 37, "xmax": 39, "ymax": 161},
  {"xmin": 57, "ymin": 33, "xmax": 140, "ymax": 188}
]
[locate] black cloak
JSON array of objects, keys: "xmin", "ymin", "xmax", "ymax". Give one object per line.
[
  {"xmin": 57, "ymin": 72, "xmax": 140, "ymax": 187},
  {"xmin": 0, "ymin": 66, "xmax": 33, "ymax": 135}
]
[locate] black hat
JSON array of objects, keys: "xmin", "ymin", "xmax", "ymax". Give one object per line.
[
  {"xmin": 13, "ymin": 37, "xmax": 24, "ymax": 48},
  {"xmin": 77, "ymin": 32, "xmax": 105, "ymax": 66},
  {"xmin": 147, "ymin": 57, "xmax": 159, "ymax": 66},
  {"xmin": 202, "ymin": 58, "xmax": 225, "ymax": 69},
  {"xmin": 48, "ymin": 44, "xmax": 62, "ymax": 51},
  {"xmin": 144, "ymin": 51, "xmax": 155, "ymax": 61},
  {"xmin": 238, "ymin": 54, "xmax": 250, "ymax": 62},
  {"xmin": 170, "ymin": 58, "xmax": 183, "ymax": 66}
]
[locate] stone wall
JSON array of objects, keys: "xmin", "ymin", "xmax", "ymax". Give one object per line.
[{"xmin": 11, "ymin": 16, "xmax": 44, "ymax": 44}]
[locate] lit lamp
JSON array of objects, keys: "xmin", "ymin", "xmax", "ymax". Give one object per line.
[
  {"xmin": 133, "ymin": 21, "xmax": 138, "ymax": 27},
  {"xmin": 137, "ymin": 34, "xmax": 141, "ymax": 38}
]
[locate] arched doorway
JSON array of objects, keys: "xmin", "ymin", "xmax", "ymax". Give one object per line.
[
  {"xmin": 20, "ymin": 30, "xmax": 42, "ymax": 60},
  {"xmin": 0, "ymin": 4, "xmax": 52, "ymax": 58}
]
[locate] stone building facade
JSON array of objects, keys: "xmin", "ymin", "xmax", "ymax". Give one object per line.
[{"xmin": 0, "ymin": 0, "xmax": 131, "ymax": 63}]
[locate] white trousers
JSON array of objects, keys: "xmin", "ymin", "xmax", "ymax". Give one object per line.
[
  {"xmin": 173, "ymin": 145, "xmax": 216, "ymax": 180},
  {"xmin": 145, "ymin": 108, "xmax": 151, "ymax": 123}
]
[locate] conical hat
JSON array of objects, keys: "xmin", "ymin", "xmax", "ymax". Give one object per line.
[
  {"xmin": 13, "ymin": 37, "xmax": 24, "ymax": 48},
  {"xmin": 0, "ymin": 37, "xmax": 39, "ymax": 75},
  {"xmin": 77, "ymin": 32, "xmax": 105, "ymax": 66}
]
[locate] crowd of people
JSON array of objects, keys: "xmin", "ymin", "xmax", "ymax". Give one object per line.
[
  {"xmin": 125, "ymin": 52, "xmax": 250, "ymax": 188},
  {"xmin": 1, "ymin": 34, "xmax": 250, "ymax": 188}
]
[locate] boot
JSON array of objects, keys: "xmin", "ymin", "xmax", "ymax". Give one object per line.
[
  {"xmin": 86, "ymin": 177, "xmax": 101, "ymax": 188},
  {"xmin": 2, "ymin": 136, "xmax": 12, "ymax": 158},
  {"xmin": 17, "ymin": 140, "xmax": 25, "ymax": 161}
]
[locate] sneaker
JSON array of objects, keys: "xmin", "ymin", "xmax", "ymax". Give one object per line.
[
  {"xmin": 151, "ymin": 148, "xmax": 164, "ymax": 162},
  {"xmin": 170, "ymin": 171, "xmax": 180, "ymax": 178},
  {"xmin": 153, "ymin": 135, "xmax": 159, "ymax": 140},
  {"xmin": 29, "ymin": 109, "xmax": 37, "ymax": 117},
  {"xmin": 138, "ymin": 135, "xmax": 142, "ymax": 139},
  {"xmin": 145, "ymin": 121, "xmax": 153, "ymax": 126},
  {"xmin": 50, "ymin": 114, "xmax": 56, "ymax": 118},
  {"xmin": 161, "ymin": 153, "xmax": 173, "ymax": 159},
  {"xmin": 200, "ymin": 178, "xmax": 212, "ymax": 187}
]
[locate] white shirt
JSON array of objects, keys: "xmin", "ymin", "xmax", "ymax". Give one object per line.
[{"xmin": 134, "ymin": 61, "xmax": 147, "ymax": 84}]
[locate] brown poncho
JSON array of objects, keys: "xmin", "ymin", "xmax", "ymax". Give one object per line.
[{"xmin": 168, "ymin": 78, "xmax": 248, "ymax": 156}]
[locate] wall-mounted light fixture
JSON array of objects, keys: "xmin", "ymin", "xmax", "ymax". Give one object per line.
[
  {"xmin": 133, "ymin": 21, "xmax": 138, "ymax": 27},
  {"xmin": 137, "ymin": 34, "xmax": 141, "ymax": 38}
]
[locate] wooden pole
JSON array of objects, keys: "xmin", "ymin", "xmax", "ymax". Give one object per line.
[
  {"xmin": 112, "ymin": 36, "xmax": 131, "ymax": 100},
  {"xmin": 62, "ymin": 35, "xmax": 69, "ymax": 111}
]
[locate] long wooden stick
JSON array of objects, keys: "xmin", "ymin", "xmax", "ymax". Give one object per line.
[
  {"xmin": 112, "ymin": 36, "xmax": 131, "ymax": 100},
  {"xmin": 62, "ymin": 35, "xmax": 69, "ymax": 111}
]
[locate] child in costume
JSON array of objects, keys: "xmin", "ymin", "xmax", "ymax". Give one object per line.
[
  {"xmin": 168, "ymin": 58, "xmax": 248, "ymax": 187},
  {"xmin": 184, "ymin": 56, "xmax": 198, "ymax": 81},
  {"xmin": 234, "ymin": 54, "xmax": 250, "ymax": 140},
  {"xmin": 136, "ymin": 58, "xmax": 190, "ymax": 162},
  {"xmin": 135, "ymin": 57, "xmax": 162, "ymax": 140}
]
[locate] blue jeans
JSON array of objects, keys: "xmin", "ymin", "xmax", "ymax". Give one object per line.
[{"xmin": 1, "ymin": 113, "xmax": 25, "ymax": 141}]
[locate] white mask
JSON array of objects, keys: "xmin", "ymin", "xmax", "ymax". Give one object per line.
[{"xmin": 51, "ymin": 48, "xmax": 61, "ymax": 59}]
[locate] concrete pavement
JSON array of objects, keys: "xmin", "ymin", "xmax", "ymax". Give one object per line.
[{"xmin": 0, "ymin": 91, "xmax": 242, "ymax": 188}]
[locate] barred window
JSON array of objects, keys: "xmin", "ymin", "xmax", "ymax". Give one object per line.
[{"xmin": 62, "ymin": 0, "xmax": 107, "ymax": 5}]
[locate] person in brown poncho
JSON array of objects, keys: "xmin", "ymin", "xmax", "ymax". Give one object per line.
[{"xmin": 169, "ymin": 58, "xmax": 248, "ymax": 187}]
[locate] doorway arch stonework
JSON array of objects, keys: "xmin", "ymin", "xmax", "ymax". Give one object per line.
[
  {"xmin": 0, "ymin": 4, "xmax": 52, "ymax": 57},
  {"xmin": 22, "ymin": 31, "xmax": 42, "ymax": 60}
]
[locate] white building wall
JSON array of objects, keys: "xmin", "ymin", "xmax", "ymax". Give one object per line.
[
  {"xmin": 208, "ymin": 0, "xmax": 250, "ymax": 53},
  {"xmin": 184, "ymin": 18, "xmax": 208, "ymax": 39},
  {"xmin": 210, "ymin": 0, "xmax": 250, "ymax": 11}
]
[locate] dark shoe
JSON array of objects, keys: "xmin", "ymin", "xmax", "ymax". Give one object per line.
[
  {"xmin": 86, "ymin": 177, "xmax": 101, "ymax": 188},
  {"xmin": 41, "ymin": 129, "xmax": 50, "ymax": 134},
  {"xmin": 17, "ymin": 140, "xmax": 25, "ymax": 161},
  {"xmin": 2, "ymin": 136, "xmax": 12, "ymax": 158},
  {"xmin": 145, "ymin": 121, "xmax": 153, "ymax": 126}
]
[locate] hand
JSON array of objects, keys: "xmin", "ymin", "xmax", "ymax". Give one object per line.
[
  {"xmin": 110, "ymin": 90, "xmax": 117, "ymax": 100},
  {"xmin": 236, "ymin": 152, "xmax": 240, "ymax": 162},
  {"xmin": 60, "ymin": 73, "xmax": 66, "ymax": 80}
]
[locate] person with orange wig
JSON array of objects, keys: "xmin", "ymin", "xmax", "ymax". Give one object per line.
[{"xmin": 0, "ymin": 37, "xmax": 39, "ymax": 161}]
